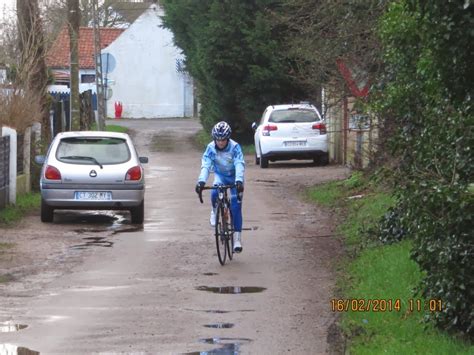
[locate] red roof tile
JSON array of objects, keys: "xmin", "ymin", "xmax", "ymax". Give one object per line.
[{"xmin": 46, "ymin": 27, "xmax": 125, "ymax": 69}]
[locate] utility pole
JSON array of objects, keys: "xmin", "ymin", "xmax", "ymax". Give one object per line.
[
  {"xmin": 92, "ymin": 0, "xmax": 105, "ymax": 130},
  {"xmin": 68, "ymin": 0, "xmax": 80, "ymax": 130}
]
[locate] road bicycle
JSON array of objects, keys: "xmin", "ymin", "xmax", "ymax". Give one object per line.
[{"xmin": 198, "ymin": 184, "xmax": 237, "ymax": 265}]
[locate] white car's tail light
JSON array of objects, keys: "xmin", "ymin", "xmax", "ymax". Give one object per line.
[
  {"xmin": 44, "ymin": 165, "xmax": 61, "ymax": 180},
  {"xmin": 262, "ymin": 124, "xmax": 278, "ymax": 136},
  {"xmin": 125, "ymin": 166, "xmax": 142, "ymax": 181},
  {"xmin": 312, "ymin": 123, "xmax": 327, "ymax": 134}
]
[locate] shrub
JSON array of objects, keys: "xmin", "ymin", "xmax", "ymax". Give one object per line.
[{"xmin": 372, "ymin": 1, "xmax": 474, "ymax": 337}]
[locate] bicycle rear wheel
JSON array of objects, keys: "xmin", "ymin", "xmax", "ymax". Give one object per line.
[{"xmin": 215, "ymin": 204, "xmax": 227, "ymax": 265}]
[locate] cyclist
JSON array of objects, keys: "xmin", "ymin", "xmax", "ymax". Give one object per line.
[{"xmin": 195, "ymin": 121, "xmax": 245, "ymax": 253}]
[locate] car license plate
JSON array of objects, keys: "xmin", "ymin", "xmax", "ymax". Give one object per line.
[
  {"xmin": 284, "ymin": 141, "xmax": 306, "ymax": 147},
  {"xmin": 74, "ymin": 191, "xmax": 112, "ymax": 201}
]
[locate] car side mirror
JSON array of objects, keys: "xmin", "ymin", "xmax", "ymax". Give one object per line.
[
  {"xmin": 139, "ymin": 157, "xmax": 149, "ymax": 164},
  {"xmin": 35, "ymin": 155, "xmax": 45, "ymax": 165},
  {"xmin": 251, "ymin": 122, "xmax": 257, "ymax": 131}
]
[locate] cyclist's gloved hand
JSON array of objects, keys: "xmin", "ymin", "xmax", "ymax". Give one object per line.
[
  {"xmin": 236, "ymin": 181, "xmax": 244, "ymax": 193},
  {"xmin": 195, "ymin": 181, "xmax": 205, "ymax": 195}
]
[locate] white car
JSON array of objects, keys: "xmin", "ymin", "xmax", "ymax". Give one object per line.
[
  {"xmin": 35, "ymin": 131, "xmax": 148, "ymax": 224},
  {"xmin": 252, "ymin": 103, "xmax": 329, "ymax": 168}
]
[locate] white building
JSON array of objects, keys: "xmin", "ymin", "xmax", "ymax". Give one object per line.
[
  {"xmin": 46, "ymin": 3, "xmax": 194, "ymax": 119},
  {"xmin": 102, "ymin": 3, "xmax": 193, "ymax": 118}
]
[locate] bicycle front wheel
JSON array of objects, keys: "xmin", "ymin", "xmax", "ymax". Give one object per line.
[
  {"xmin": 215, "ymin": 204, "xmax": 227, "ymax": 265},
  {"xmin": 225, "ymin": 206, "xmax": 234, "ymax": 260}
]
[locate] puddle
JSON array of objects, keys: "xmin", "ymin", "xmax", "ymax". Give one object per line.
[
  {"xmin": 185, "ymin": 337, "xmax": 252, "ymax": 355},
  {"xmin": 195, "ymin": 286, "xmax": 266, "ymax": 294},
  {"xmin": 43, "ymin": 315, "xmax": 69, "ymax": 323},
  {"xmin": 74, "ymin": 228, "xmax": 107, "ymax": 234},
  {"xmin": 185, "ymin": 309, "xmax": 255, "ymax": 314},
  {"xmin": 107, "ymin": 214, "xmax": 128, "ymax": 229},
  {"xmin": 144, "ymin": 221, "xmax": 169, "ymax": 232},
  {"xmin": 241, "ymin": 226, "xmax": 258, "ymax": 231},
  {"xmin": 0, "ymin": 323, "xmax": 28, "ymax": 332},
  {"xmin": 0, "ymin": 344, "xmax": 39, "ymax": 354},
  {"xmin": 204, "ymin": 323, "xmax": 234, "ymax": 329},
  {"xmin": 56, "ymin": 211, "xmax": 118, "ymax": 224},
  {"xmin": 68, "ymin": 285, "xmax": 130, "ymax": 292},
  {"xmin": 111, "ymin": 227, "xmax": 142, "ymax": 235},
  {"xmin": 70, "ymin": 236, "xmax": 113, "ymax": 249}
]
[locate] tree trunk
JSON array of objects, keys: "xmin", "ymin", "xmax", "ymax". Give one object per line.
[
  {"xmin": 16, "ymin": 0, "xmax": 50, "ymax": 143},
  {"xmin": 68, "ymin": 0, "xmax": 81, "ymax": 131}
]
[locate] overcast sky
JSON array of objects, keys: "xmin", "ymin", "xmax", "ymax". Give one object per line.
[{"xmin": 0, "ymin": 0, "xmax": 16, "ymax": 22}]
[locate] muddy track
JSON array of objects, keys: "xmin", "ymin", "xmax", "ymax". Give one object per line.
[{"xmin": 0, "ymin": 118, "xmax": 349, "ymax": 354}]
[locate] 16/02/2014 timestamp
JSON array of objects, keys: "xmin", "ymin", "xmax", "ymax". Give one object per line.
[{"xmin": 330, "ymin": 298, "xmax": 445, "ymax": 312}]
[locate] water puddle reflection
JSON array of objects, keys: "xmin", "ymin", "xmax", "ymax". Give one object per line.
[
  {"xmin": 196, "ymin": 286, "xmax": 266, "ymax": 294},
  {"xmin": 68, "ymin": 285, "xmax": 130, "ymax": 292},
  {"xmin": 185, "ymin": 337, "xmax": 252, "ymax": 355},
  {"xmin": 111, "ymin": 227, "xmax": 142, "ymax": 235},
  {"xmin": 0, "ymin": 344, "xmax": 39, "ymax": 354},
  {"xmin": 185, "ymin": 309, "xmax": 255, "ymax": 314},
  {"xmin": 0, "ymin": 323, "xmax": 27, "ymax": 332},
  {"xmin": 70, "ymin": 236, "xmax": 113, "ymax": 249},
  {"xmin": 204, "ymin": 323, "xmax": 234, "ymax": 329}
]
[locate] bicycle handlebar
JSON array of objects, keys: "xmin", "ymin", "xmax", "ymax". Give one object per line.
[{"xmin": 198, "ymin": 184, "xmax": 237, "ymax": 204}]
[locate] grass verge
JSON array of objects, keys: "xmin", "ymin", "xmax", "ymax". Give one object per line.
[
  {"xmin": 307, "ymin": 172, "xmax": 473, "ymax": 354},
  {"xmin": 90, "ymin": 122, "xmax": 128, "ymax": 133},
  {"xmin": 104, "ymin": 123, "xmax": 128, "ymax": 133},
  {"xmin": 0, "ymin": 192, "xmax": 41, "ymax": 225}
]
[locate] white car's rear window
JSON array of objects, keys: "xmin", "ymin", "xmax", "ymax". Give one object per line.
[
  {"xmin": 56, "ymin": 137, "xmax": 131, "ymax": 165},
  {"xmin": 269, "ymin": 109, "xmax": 320, "ymax": 123}
]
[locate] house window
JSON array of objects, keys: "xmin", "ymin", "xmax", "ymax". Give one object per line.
[{"xmin": 81, "ymin": 74, "xmax": 95, "ymax": 83}]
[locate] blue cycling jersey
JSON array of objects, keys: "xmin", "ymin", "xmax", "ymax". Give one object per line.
[{"xmin": 198, "ymin": 139, "xmax": 245, "ymax": 184}]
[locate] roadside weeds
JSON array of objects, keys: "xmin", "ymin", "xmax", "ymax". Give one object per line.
[{"xmin": 307, "ymin": 172, "xmax": 474, "ymax": 354}]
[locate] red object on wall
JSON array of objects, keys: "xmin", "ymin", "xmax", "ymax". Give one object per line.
[
  {"xmin": 114, "ymin": 101, "xmax": 123, "ymax": 119},
  {"xmin": 336, "ymin": 59, "xmax": 370, "ymax": 98}
]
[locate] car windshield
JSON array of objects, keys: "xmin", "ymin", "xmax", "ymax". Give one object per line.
[
  {"xmin": 269, "ymin": 109, "xmax": 320, "ymax": 123},
  {"xmin": 56, "ymin": 137, "xmax": 130, "ymax": 165}
]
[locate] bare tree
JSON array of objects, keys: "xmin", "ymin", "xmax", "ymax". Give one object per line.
[
  {"xmin": 0, "ymin": 8, "xmax": 19, "ymax": 70},
  {"xmin": 68, "ymin": 0, "xmax": 81, "ymax": 130},
  {"xmin": 42, "ymin": 0, "xmax": 134, "ymax": 38},
  {"xmin": 16, "ymin": 0, "xmax": 50, "ymax": 140},
  {"xmin": 276, "ymin": 0, "xmax": 387, "ymax": 107}
]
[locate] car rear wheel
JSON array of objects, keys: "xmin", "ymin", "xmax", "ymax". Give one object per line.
[
  {"xmin": 319, "ymin": 153, "xmax": 329, "ymax": 166},
  {"xmin": 314, "ymin": 153, "xmax": 329, "ymax": 166},
  {"xmin": 130, "ymin": 200, "xmax": 144, "ymax": 224},
  {"xmin": 260, "ymin": 156, "xmax": 269, "ymax": 169},
  {"xmin": 41, "ymin": 199, "xmax": 54, "ymax": 223},
  {"xmin": 255, "ymin": 153, "xmax": 260, "ymax": 165}
]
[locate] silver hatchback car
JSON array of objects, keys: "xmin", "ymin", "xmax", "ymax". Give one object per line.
[{"xmin": 35, "ymin": 131, "xmax": 148, "ymax": 224}]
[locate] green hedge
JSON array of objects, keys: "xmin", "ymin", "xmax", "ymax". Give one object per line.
[{"xmin": 373, "ymin": 1, "xmax": 474, "ymax": 338}]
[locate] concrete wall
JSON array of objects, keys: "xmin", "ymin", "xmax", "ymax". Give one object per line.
[
  {"xmin": 103, "ymin": 3, "xmax": 194, "ymax": 118},
  {"xmin": 1, "ymin": 126, "xmax": 16, "ymax": 204},
  {"xmin": 324, "ymin": 89, "xmax": 378, "ymax": 169},
  {"xmin": 1, "ymin": 126, "xmax": 35, "ymax": 207},
  {"xmin": 16, "ymin": 126, "xmax": 31, "ymax": 196},
  {"xmin": 326, "ymin": 94, "xmax": 344, "ymax": 164}
]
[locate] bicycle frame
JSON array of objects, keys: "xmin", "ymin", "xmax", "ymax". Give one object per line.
[{"xmin": 198, "ymin": 184, "xmax": 236, "ymax": 265}]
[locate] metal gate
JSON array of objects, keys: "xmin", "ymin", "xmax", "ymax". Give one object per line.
[{"xmin": 0, "ymin": 135, "xmax": 10, "ymax": 209}]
